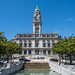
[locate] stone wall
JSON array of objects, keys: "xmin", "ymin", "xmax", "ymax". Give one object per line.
[{"xmin": 49, "ymin": 61, "xmax": 75, "ymax": 75}]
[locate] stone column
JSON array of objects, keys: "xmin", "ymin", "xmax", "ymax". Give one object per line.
[
  {"xmin": 39, "ymin": 25, "xmax": 41, "ymax": 33},
  {"xmin": 32, "ymin": 40, "xmax": 35, "ymax": 48},
  {"xmin": 46, "ymin": 50, "xmax": 48, "ymax": 55},
  {"xmin": 33, "ymin": 24, "xmax": 35, "ymax": 33},
  {"xmin": 27, "ymin": 50, "xmax": 28, "ymax": 55},
  {"xmin": 22, "ymin": 40, "xmax": 24, "ymax": 47},
  {"xmin": 46, "ymin": 40, "xmax": 47, "ymax": 47},
  {"xmin": 27, "ymin": 40, "xmax": 29, "ymax": 47},
  {"xmin": 50, "ymin": 35, "xmax": 51, "ymax": 38},
  {"xmin": 42, "ymin": 50, "xmax": 43, "ymax": 55},
  {"xmin": 51, "ymin": 50, "xmax": 53, "ymax": 55},
  {"xmin": 22, "ymin": 50, "xmax": 24, "ymax": 55},
  {"xmin": 39, "ymin": 50, "xmax": 41, "ymax": 55},
  {"xmin": 18, "ymin": 40, "xmax": 20, "ymax": 45},
  {"xmin": 41, "ymin": 40, "xmax": 43, "ymax": 48},
  {"xmin": 50, "ymin": 40, "xmax": 53, "ymax": 55},
  {"xmin": 32, "ymin": 50, "xmax": 35, "ymax": 55}
]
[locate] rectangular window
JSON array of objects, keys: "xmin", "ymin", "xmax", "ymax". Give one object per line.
[
  {"xmin": 24, "ymin": 50, "xmax": 27, "ymax": 54},
  {"xmin": 35, "ymin": 44, "xmax": 38, "ymax": 47},
  {"xmin": 43, "ymin": 44, "xmax": 46, "ymax": 47},
  {"xmin": 29, "ymin": 44, "xmax": 31, "ymax": 47},
  {"xmin": 19, "ymin": 51, "xmax": 22, "ymax": 54},
  {"xmin": 20, "ymin": 43, "xmax": 22, "ymax": 47},
  {"xmin": 35, "ymin": 35, "xmax": 39, "ymax": 37},
  {"xmin": 48, "ymin": 50, "xmax": 51, "ymax": 54},
  {"xmin": 48, "ymin": 44, "xmax": 50, "ymax": 47},
  {"xmin": 28, "ymin": 50, "xmax": 31, "ymax": 54},
  {"xmin": 43, "ymin": 50, "xmax": 46, "ymax": 55},
  {"xmin": 25, "ymin": 44, "xmax": 27, "ymax": 47},
  {"xmin": 35, "ymin": 28, "xmax": 39, "ymax": 33},
  {"xmin": 36, "ymin": 25, "xmax": 39, "ymax": 27}
]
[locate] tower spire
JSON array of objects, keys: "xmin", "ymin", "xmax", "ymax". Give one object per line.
[
  {"xmin": 36, "ymin": 5, "xmax": 38, "ymax": 9},
  {"xmin": 33, "ymin": 6, "xmax": 42, "ymax": 34},
  {"xmin": 35, "ymin": 5, "xmax": 39, "ymax": 11}
]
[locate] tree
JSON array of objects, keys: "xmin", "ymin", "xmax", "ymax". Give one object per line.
[
  {"xmin": 52, "ymin": 39, "xmax": 66, "ymax": 62},
  {"xmin": 0, "ymin": 32, "xmax": 8, "ymax": 56},
  {"xmin": 67, "ymin": 35, "xmax": 75, "ymax": 64},
  {"xmin": 0, "ymin": 32, "xmax": 22, "ymax": 62},
  {"xmin": 7, "ymin": 41, "xmax": 22, "ymax": 62},
  {"xmin": 52, "ymin": 35, "xmax": 75, "ymax": 64}
]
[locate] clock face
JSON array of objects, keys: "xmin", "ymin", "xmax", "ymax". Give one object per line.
[{"xmin": 36, "ymin": 25, "xmax": 39, "ymax": 27}]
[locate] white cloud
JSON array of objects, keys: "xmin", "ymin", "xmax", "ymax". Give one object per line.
[{"xmin": 67, "ymin": 18, "xmax": 74, "ymax": 21}]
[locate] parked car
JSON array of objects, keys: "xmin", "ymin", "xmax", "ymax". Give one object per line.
[
  {"xmin": 19, "ymin": 57, "xmax": 30, "ymax": 62},
  {"xmin": 50, "ymin": 58, "xmax": 58, "ymax": 62}
]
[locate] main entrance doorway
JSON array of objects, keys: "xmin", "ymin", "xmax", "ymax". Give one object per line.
[{"xmin": 35, "ymin": 50, "xmax": 39, "ymax": 55}]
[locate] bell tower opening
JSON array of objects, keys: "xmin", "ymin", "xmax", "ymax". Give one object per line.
[{"xmin": 33, "ymin": 6, "xmax": 42, "ymax": 34}]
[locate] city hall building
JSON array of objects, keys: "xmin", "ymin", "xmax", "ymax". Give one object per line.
[{"xmin": 12, "ymin": 7, "xmax": 62, "ymax": 56}]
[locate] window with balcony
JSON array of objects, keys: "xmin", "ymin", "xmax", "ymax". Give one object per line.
[
  {"xmin": 35, "ymin": 34, "xmax": 39, "ymax": 37},
  {"xmin": 35, "ymin": 43, "xmax": 38, "ymax": 47},
  {"xmin": 29, "ymin": 44, "xmax": 31, "ymax": 47},
  {"xmin": 43, "ymin": 40, "xmax": 46, "ymax": 43},
  {"xmin": 24, "ymin": 50, "xmax": 27, "ymax": 54},
  {"xmin": 47, "ymin": 35, "xmax": 50, "ymax": 37},
  {"xmin": 20, "ymin": 35, "xmax": 23, "ymax": 37},
  {"xmin": 43, "ymin": 50, "xmax": 46, "ymax": 55},
  {"xmin": 51, "ymin": 35, "xmax": 55, "ymax": 37},
  {"xmin": 48, "ymin": 50, "xmax": 51, "ymax": 54},
  {"xmin": 28, "ymin": 50, "xmax": 31, "ymax": 54},
  {"xmin": 29, "ymin": 40, "xmax": 31, "ymax": 42},
  {"xmin": 42, "ymin": 35, "xmax": 46, "ymax": 37},
  {"xmin": 19, "ymin": 51, "xmax": 22, "ymax": 54},
  {"xmin": 48, "ymin": 44, "xmax": 50, "ymax": 47},
  {"xmin": 20, "ymin": 43, "xmax": 22, "ymax": 47},
  {"xmin": 43, "ymin": 43, "xmax": 46, "ymax": 47},
  {"xmin": 25, "ymin": 44, "xmax": 27, "ymax": 47},
  {"xmin": 35, "ymin": 50, "xmax": 39, "ymax": 55}
]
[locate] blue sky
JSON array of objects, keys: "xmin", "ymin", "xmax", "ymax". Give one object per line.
[{"xmin": 0, "ymin": 0, "xmax": 75, "ymax": 40}]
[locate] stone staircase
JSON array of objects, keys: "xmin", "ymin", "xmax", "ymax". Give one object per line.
[{"xmin": 24, "ymin": 63, "xmax": 50, "ymax": 70}]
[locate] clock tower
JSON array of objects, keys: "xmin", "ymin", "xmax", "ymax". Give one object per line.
[{"xmin": 33, "ymin": 6, "xmax": 42, "ymax": 34}]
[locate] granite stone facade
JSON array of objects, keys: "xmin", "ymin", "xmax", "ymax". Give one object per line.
[{"xmin": 12, "ymin": 6, "xmax": 62, "ymax": 56}]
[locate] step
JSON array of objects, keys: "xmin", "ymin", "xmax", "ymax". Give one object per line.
[{"xmin": 24, "ymin": 62, "xmax": 50, "ymax": 70}]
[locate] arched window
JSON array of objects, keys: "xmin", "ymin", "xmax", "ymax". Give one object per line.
[
  {"xmin": 28, "ymin": 50, "xmax": 31, "ymax": 54},
  {"xmin": 24, "ymin": 50, "xmax": 27, "ymax": 54},
  {"xmin": 43, "ymin": 50, "xmax": 46, "ymax": 55},
  {"xmin": 35, "ymin": 50, "xmax": 39, "ymax": 55},
  {"xmin": 48, "ymin": 50, "xmax": 51, "ymax": 54}
]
